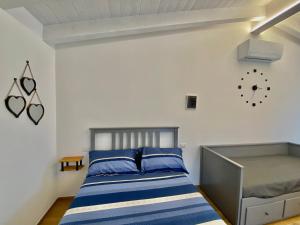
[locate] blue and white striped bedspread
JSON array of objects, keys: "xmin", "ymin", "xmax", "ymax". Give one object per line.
[{"xmin": 59, "ymin": 172, "xmax": 225, "ymax": 225}]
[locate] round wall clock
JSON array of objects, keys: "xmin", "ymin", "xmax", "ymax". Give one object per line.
[{"xmin": 238, "ymin": 69, "xmax": 271, "ymax": 107}]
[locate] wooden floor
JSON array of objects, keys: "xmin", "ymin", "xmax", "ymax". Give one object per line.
[
  {"xmin": 38, "ymin": 191, "xmax": 300, "ymax": 225},
  {"xmin": 38, "ymin": 197, "xmax": 73, "ymax": 225}
]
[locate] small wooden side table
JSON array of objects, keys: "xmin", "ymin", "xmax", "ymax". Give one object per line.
[{"xmin": 60, "ymin": 156, "xmax": 84, "ymax": 171}]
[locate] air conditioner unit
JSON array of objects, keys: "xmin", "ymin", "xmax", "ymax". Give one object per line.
[{"xmin": 237, "ymin": 39, "xmax": 283, "ymax": 62}]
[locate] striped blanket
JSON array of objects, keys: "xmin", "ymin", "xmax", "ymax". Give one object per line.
[{"xmin": 59, "ymin": 172, "xmax": 225, "ymax": 225}]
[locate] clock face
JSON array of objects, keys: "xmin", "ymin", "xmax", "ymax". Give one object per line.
[{"xmin": 238, "ymin": 69, "xmax": 271, "ymax": 107}]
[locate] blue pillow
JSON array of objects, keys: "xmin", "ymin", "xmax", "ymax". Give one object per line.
[
  {"xmin": 88, "ymin": 149, "xmax": 139, "ymax": 177},
  {"xmin": 141, "ymin": 147, "xmax": 189, "ymax": 174}
]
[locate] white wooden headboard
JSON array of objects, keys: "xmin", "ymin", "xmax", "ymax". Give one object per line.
[{"xmin": 90, "ymin": 127, "xmax": 179, "ymax": 150}]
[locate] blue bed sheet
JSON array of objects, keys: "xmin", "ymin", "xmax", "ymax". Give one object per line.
[{"xmin": 59, "ymin": 172, "xmax": 225, "ymax": 225}]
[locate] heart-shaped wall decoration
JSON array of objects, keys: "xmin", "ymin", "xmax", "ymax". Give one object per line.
[
  {"xmin": 5, "ymin": 95, "xmax": 26, "ymax": 118},
  {"xmin": 20, "ymin": 77, "xmax": 36, "ymax": 96},
  {"xmin": 27, "ymin": 104, "xmax": 44, "ymax": 125}
]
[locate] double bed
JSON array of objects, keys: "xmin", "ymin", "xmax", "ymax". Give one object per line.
[
  {"xmin": 59, "ymin": 127, "xmax": 226, "ymax": 225},
  {"xmin": 201, "ymin": 143, "xmax": 300, "ymax": 225}
]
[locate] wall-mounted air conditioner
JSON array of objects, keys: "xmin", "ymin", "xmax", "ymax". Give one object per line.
[{"xmin": 237, "ymin": 39, "xmax": 283, "ymax": 62}]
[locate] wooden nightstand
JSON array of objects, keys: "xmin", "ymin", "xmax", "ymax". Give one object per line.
[{"xmin": 60, "ymin": 156, "xmax": 84, "ymax": 171}]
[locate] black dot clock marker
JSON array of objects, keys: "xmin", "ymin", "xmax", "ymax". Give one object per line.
[{"xmin": 238, "ymin": 69, "xmax": 271, "ymax": 107}]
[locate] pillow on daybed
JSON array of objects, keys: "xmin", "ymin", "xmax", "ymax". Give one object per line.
[
  {"xmin": 87, "ymin": 149, "xmax": 139, "ymax": 176},
  {"xmin": 141, "ymin": 147, "xmax": 189, "ymax": 174}
]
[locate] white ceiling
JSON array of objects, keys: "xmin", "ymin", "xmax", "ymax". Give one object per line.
[
  {"xmin": 0, "ymin": 0, "xmax": 271, "ymax": 25},
  {"xmin": 276, "ymin": 12, "xmax": 300, "ymax": 40},
  {"xmin": 3, "ymin": 0, "xmax": 299, "ymax": 46}
]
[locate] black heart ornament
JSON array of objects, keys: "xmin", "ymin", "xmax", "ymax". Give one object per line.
[
  {"xmin": 5, "ymin": 95, "xmax": 26, "ymax": 118},
  {"xmin": 20, "ymin": 77, "xmax": 36, "ymax": 96},
  {"xmin": 27, "ymin": 104, "xmax": 44, "ymax": 125}
]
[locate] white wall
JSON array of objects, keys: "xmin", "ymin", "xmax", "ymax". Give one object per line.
[
  {"xmin": 56, "ymin": 22, "xmax": 300, "ymax": 196},
  {"xmin": 0, "ymin": 9, "xmax": 56, "ymax": 225}
]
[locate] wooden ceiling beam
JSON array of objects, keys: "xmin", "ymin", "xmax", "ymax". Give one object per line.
[
  {"xmin": 266, "ymin": 0, "xmax": 298, "ymax": 17},
  {"xmin": 251, "ymin": 0, "xmax": 300, "ymax": 35},
  {"xmin": 43, "ymin": 6, "xmax": 265, "ymax": 47}
]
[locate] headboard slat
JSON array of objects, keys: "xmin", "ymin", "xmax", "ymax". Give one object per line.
[
  {"xmin": 155, "ymin": 131, "xmax": 160, "ymax": 148},
  {"xmin": 120, "ymin": 132, "xmax": 124, "ymax": 149},
  {"xmin": 141, "ymin": 131, "xmax": 146, "ymax": 147},
  {"xmin": 149, "ymin": 131, "xmax": 153, "ymax": 147},
  {"xmin": 112, "ymin": 132, "xmax": 116, "ymax": 150},
  {"xmin": 134, "ymin": 132, "xmax": 139, "ymax": 148},
  {"xmin": 174, "ymin": 129, "xmax": 178, "ymax": 148},
  {"xmin": 90, "ymin": 129, "xmax": 96, "ymax": 150},
  {"xmin": 90, "ymin": 127, "xmax": 179, "ymax": 150},
  {"xmin": 126, "ymin": 132, "xmax": 131, "ymax": 149}
]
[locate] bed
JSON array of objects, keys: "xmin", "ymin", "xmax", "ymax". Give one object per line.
[
  {"xmin": 59, "ymin": 127, "xmax": 226, "ymax": 225},
  {"xmin": 232, "ymin": 155, "xmax": 300, "ymax": 198},
  {"xmin": 201, "ymin": 143, "xmax": 300, "ymax": 225}
]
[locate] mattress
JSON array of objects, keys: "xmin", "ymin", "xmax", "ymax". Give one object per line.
[
  {"xmin": 59, "ymin": 171, "xmax": 225, "ymax": 225},
  {"xmin": 231, "ymin": 155, "xmax": 300, "ymax": 198}
]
